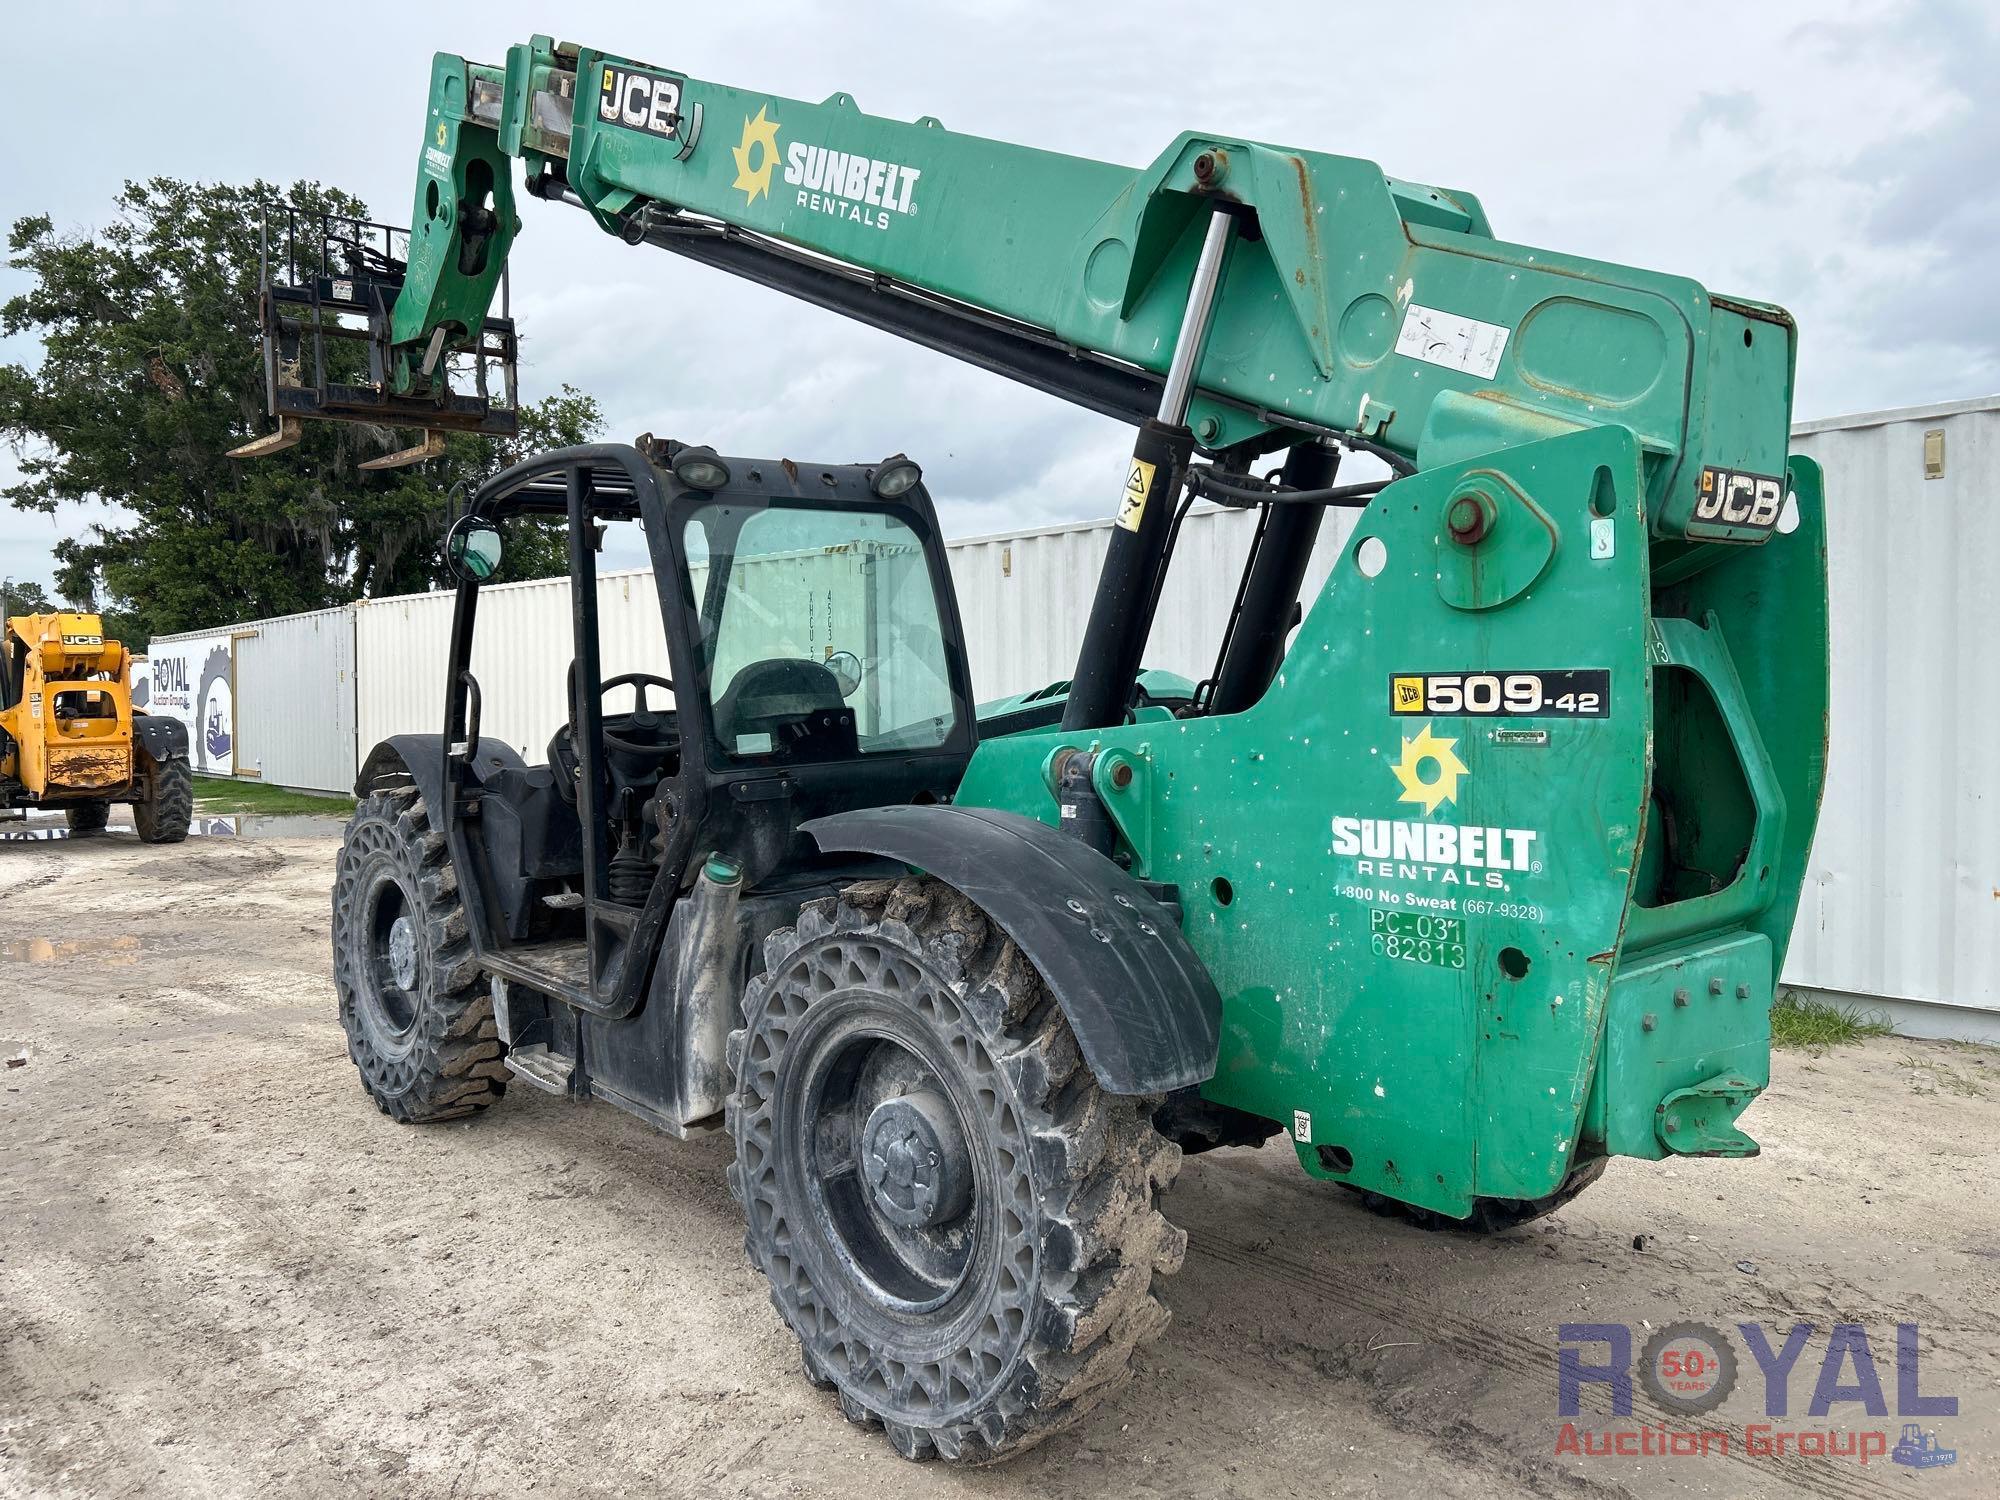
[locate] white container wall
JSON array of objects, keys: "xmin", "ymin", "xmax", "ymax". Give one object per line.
[
  {"xmin": 145, "ymin": 609, "xmax": 357, "ymax": 790},
  {"xmin": 356, "ymin": 567, "xmax": 675, "ymax": 765},
  {"xmin": 947, "ymin": 503, "xmax": 1361, "ymax": 701},
  {"xmin": 355, "ymin": 545, "xmax": 928, "ymax": 762},
  {"xmin": 233, "ymin": 607, "xmax": 357, "ymax": 793},
  {"xmin": 1783, "ymin": 396, "xmax": 2000, "ymax": 1037}
]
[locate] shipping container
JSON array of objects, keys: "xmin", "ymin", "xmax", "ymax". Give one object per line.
[
  {"xmin": 948, "ymin": 501, "xmax": 1360, "ymax": 701},
  {"xmin": 1784, "ymin": 396, "xmax": 2000, "ymax": 1039},
  {"xmin": 146, "ymin": 609, "xmax": 358, "ymax": 792},
  {"xmin": 356, "ymin": 567, "xmax": 673, "ymax": 764},
  {"xmin": 355, "ymin": 539, "xmax": 936, "ymax": 763}
]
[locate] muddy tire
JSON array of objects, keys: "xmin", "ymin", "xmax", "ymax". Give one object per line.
[
  {"xmin": 726, "ymin": 876, "xmax": 1184, "ymax": 1464},
  {"xmin": 64, "ymin": 800, "xmax": 111, "ymax": 834},
  {"xmin": 332, "ymin": 786, "xmax": 507, "ymax": 1122},
  {"xmin": 131, "ymin": 758, "xmax": 192, "ymax": 844},
  {"xmin": 1346, "ymin": 1156, "xmax": 1606, "ymax": 1233}
]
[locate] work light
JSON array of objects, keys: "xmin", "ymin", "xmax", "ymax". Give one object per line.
[
  {"xmin": 871, "ymin": 454, "xmax": 922, "ymax": 498},
  {"xmin": 672, "ymin": 445, "xmax": 732, "ymax": 491}
]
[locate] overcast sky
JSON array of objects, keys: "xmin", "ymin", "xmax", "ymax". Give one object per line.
[{"xmin": 2, "ymin": 0, "xmax": 1995, "ymax": 595}]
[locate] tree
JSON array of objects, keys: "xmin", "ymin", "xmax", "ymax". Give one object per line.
[
  {"xmin": 1, "ymin": 578, "xmax": 56, "ymax": 617},
  {"xmin": 0, "ymin": 178, "xmax": 604, "ymax": 639}
]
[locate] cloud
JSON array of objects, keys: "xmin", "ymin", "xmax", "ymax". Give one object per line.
[{"xmin": 1676, "ymin": 90, "xmax": 1761, "ymax": 145}]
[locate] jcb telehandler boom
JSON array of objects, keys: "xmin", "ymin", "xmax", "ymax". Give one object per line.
[{"xmin": 273, "ymin": 36, "xmax": 1827, "ymax": 1464}]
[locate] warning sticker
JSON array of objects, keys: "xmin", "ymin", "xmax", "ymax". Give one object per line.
[
  {"xmin": 1292, "ymin": 1109, "xmax": 1312, "ymax": 1144},
  {"xmin": 1395, "ymin": 303, "xmax": 1510, "ymax": 379},
  {"xmin": 1116, "ymin": 457, "xmax": 1156, "ymax": 533}
]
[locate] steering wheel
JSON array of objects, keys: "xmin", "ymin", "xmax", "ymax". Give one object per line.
[{"xmin": 598, "ymin": 671, "xmax": 676, "ymax": 757}]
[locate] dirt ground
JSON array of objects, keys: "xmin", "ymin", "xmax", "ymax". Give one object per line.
[{"xmin": 3, "ymin": 827, "xmax": 1996, "ymax": 1499}]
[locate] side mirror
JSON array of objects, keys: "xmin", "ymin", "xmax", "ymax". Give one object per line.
[
  {"xmin": 826, "ymin": 650, "xmax": 863, "ymax": 699},
  {"xmin": 445, "ymin": 514, "xmax": 504, "ymax": 584}
]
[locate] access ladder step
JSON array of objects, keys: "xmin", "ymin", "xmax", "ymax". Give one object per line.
[{"xmin": 504, "ymin": 1043, "xmax": 575, "ymax": 1095}]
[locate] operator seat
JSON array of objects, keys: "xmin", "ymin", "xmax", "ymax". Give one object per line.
[{"xmin": 711, "ymin": 658, "xmax": 857, "ymax": 758}]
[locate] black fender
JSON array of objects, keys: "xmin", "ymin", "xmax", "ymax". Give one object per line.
[
  {"xmin": 801, "ymin": 805, "xmax": 1220, "ymax": 1096},
  {"xmin": 132, "ymin": 713, "xmax": 189, "ymax": 764},
  {"xmin": 356, "ymin": 735, "xmax": 529, "ymax": 830}
]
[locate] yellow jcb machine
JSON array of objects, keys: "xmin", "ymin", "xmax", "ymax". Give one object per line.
[{"xmin": 0, "ymin": 612, "xmax": 193, "ymax": 841}]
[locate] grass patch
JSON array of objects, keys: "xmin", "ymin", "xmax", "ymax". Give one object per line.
[
  {"xmin": 1900, "ymin": 1052, "xmax": 1991, "ymax": 1098},
  {"xmin": 193, "ymin": 775, "xmax": 354, "ymax": 818},
  {"xmin": 1769, "ymin": 991, "xmax": 1894, "ymax": 1051}
]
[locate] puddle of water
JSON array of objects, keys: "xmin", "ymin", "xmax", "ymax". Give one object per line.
[
  {"xmin": 0, "ymin": 811, "xmax": 346, "ymax": 841},
  {"xmin": 198, "ymin": 813, "xmax": 350, "ymax": 838},
  {"xmin": 1, "ymin": 933, "xmax": 166, "ymax": 966}
]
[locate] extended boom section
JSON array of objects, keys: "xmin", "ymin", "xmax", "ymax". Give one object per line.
[{"xmin": 395, "ymin": 38, "xmax": 1793, "ymax": 543}]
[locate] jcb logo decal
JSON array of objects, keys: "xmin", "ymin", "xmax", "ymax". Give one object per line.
[
  {"xmin": 598, "ymin": 64, "xmax": 686, "ymax": 140},
  {"xmin": 1694, "ymin": 465, "xmax": 1785, "ymax": 532}
]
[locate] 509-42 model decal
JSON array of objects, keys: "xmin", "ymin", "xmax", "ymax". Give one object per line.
[{"xmin": 1390, "ymin": 670, "xmax": 1610, "ymax": 718}]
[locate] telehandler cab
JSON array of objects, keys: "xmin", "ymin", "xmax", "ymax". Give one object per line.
[{"xmin": 249, "ymin": 37, "xmax": 1827, "ymax": 1462}]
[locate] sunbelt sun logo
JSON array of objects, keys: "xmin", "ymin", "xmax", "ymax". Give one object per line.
[{"xmin": 730, "ymin": 105, "xmax": 923, "ymax": 229}]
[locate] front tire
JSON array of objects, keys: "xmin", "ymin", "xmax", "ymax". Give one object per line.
[
  {"xmin": 131, "ymin": 757, "xmax": 192, "ymax": 844},
  {"xmin": 727, "ymin": 877, "xmax": 1184, "ymax": 1464},
  {"xmin": 65, "ymin": 800, "xmax": 111, "ymax": 834},
  {"xmin": 332, "ymin": 786, "xmax": 507, "ymax": 1122}
]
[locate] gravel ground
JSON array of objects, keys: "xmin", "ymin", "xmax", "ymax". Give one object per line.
[{"xmin": 3, "ymin": 827, "xmax": 1996, "ymax": 1498}]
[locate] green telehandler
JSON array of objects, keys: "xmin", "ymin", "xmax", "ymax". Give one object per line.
[{"xmin": 239, "ymin": 36, "xmax": 1827, "ymax": 1462}]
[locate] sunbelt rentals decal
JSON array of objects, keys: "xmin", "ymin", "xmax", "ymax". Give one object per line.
[
  {"xmin": 1331, "ymin": 721, "xmax": 1542, "ymax": 896},
  {"xmin": 731, "ymin": 105, "xmax": 923, "ymax": 229}
]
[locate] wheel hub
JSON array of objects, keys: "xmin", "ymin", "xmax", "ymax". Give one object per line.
[
  {"xmin": 387, "ymin": 915, "xmax": 419, "ymax": 992},
  {"xmin": 861, "ymin": 1090, "xmax": 971, "ymax": 1229}
]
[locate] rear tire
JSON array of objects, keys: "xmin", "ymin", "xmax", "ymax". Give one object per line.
[
  {"xmin": 64, "ymin": 800, "xmax": 111, "ymax": 834},
  {"xmin": 332, "ymin": 786, "xmax": 507, "ymax": 1122},
  {"xmin": 727, "ymin": 876, "xmax": 1184, "ymax": 1464},
  {"xmin": 1346, "ymin": 1156, "xmax": 1606, "ymax": 1232},
  {"xmin": 132, "ymin": 758, "xmax": 192, "ymax": 844}
]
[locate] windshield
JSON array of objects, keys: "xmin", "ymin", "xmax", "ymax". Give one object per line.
[{"xmin": 681, "ymin": 502, "xmax": 961, "ymax": 761}]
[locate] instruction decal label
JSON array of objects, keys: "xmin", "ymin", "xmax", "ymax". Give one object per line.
[
  {"xmin": 598, "ymin": 64, "xmax": 687, "ymax": 140},
  {"xmin": 1390, "ymin": 670, "xmax": 1609, "ymax": 718},
  {"xmin": 1395, "ymin": 303, "xmax": 1510, "ymax": 379},
  {"xmin": 1116, "ymin": 458, "xmax": 1157, "ymax": 533}
]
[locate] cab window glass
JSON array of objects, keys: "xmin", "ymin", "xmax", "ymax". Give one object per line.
[{"xmin": 682, "ymin": 504, "xmax": 958, "ymax": 760}]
